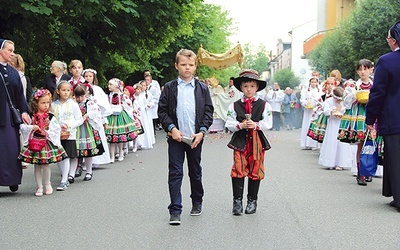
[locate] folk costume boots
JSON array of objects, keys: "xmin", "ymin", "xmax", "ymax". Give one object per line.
[
  {"xmin": 245, "ymin": 179, "xmax": 260, "ymax": 214},
  {"xmin": 232, "ymin": 178, "xmax": 244, "ymax": 215}
]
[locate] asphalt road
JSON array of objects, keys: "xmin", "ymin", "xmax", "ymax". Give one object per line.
[{"xmin": 1, "ymin": 129, "xmax": 399, "ymax": 249}]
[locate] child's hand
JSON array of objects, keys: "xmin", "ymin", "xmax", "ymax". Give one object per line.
[
  {"xmin": 32, "ymin": 125, "xmax": 40, "ymax": 131},
  {"xmin": 169, "ymin": 128, "xmax": 182, "ymax": 142},
  {"xmin": 192, "ymin": 132, "xmax": 204, "ymax": 149},
  {"xmin": 241, "ymin": 120, "xmax": 256, "ymax": 130},
  {"xmin": 61, "ymin": 124, "xmax": 68, "ymax": 130}
]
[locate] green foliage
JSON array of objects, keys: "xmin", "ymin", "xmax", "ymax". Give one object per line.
[
  {"xmin": 243, "ymin": 43, "xmax": 269, "ymax": 75},
  {"xmin": 1, "ymin": 0, "xmax": 227, "ymax": 88},
  {"xmin": 309, "ymin": 0, "xmax": 400, "ymax": 80},
  {"xmin": 273, "ymin": 68, "xmax": 300, "ymax": 89}
]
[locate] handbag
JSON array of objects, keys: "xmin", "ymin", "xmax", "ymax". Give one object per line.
[
  {"xmin": 28, "ymin": 132, "xmax": 46, "ymax": 152},
  {"xmin": 0, "ymin": 71, "xmax": 23, "ymax": 126},
  {"xmin": 359, "ymin": 133, "xmax": 378, "ymax": 177}
]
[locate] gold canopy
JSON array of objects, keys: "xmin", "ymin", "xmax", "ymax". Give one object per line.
[{"xmin": 197, "ymin": 43, "xmax": 244, "ymax": 70}]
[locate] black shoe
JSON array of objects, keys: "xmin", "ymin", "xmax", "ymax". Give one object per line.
[
  {"xmin": 232, "ymin": 198, "xmax": 243, "ymax": 215},
  {"xmin": 390, "ymin": 200, "xmax": 396, "ymax": 207},
  {"xmin": 365, "ymin": 176, "xmax": 373, "ymax": 182},
  {"xmin": 9, "ymin": 185, "xmax": 18, "ymax": 192},
  {"xmin": 169, "ymin": 214, "xmax": 181, "ymax": 225},
  {"xmin": 357, "ymin": 176, "xmax": 367, "ymax": 186},
  {"xmin": 83, "ymin": 173, "xmax": 93, "ymax": 181},
  {"xmin": 75, "ymin": 167, "xmax": 83, "ymax": 177},
  {"xmin": 68, "ymin": 175, "xmax": 75, "ymax": 184},
  {"xmin": 245, "ymin": 199, "xmax": 257, "ymax": 214},
  {"xmin": 190, "ymin": 203, "xmax": 202, "ymax": 216}
]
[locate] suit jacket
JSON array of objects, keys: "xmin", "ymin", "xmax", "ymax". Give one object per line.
[
  {"xmin": 43, "ymin": 73, "xmax": 71, "ymax": 96},
  {"xmin": 366, "ymin": 50, "xmax": 400, "ymax": 135}
]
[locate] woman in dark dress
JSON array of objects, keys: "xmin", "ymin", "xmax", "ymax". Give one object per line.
[
  {"xmin": 0, "ymin": 39, "xmax": 30, "ymax": 192},
  {"xmin": 43, "ymin": 60, "xmax": 71, "ymax": 96}
]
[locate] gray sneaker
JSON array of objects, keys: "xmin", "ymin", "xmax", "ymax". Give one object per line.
[
  {"xmin": 56, "ymin": 182, "xmax": 68, "ymax": 191},
  {"xmin": 190, "ymin": 203, "xmax": 202, "ymax": 216},
  {"xmin": 169, "ymin": 214, "xmax": 181, "ymax": 225}
]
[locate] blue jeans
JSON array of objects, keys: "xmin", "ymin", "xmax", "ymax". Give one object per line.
[{"xmin": 167, "ymin": 139, "xmax": 204, "ymax": 214}]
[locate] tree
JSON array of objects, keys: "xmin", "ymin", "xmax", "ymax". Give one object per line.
[
  {"xmin": 150, "ymin": 3, "xmax": 235, "ymax": 85},
  {"xmin": 0, "ymin": 0, "xmax": 206, "ymax": 87},
  {"xmin": 243, "ymin": 43, "xmax": 269, "ymax": 76},
  {"xmin": 309, "ymin": 0, "xmax": 400, "ymax": 79},
  {"xmin": 273, "ymin": 68, "xmax": 300, "ymax": 89}
]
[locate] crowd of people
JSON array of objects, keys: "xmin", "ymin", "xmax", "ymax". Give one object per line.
[
  {"xmin": 0, "ymin": 39, "xmax": 161, "ymax": 195},
  {"xmin": 1, "ymin": 20, "xmax": 400, "ymax": 226}
]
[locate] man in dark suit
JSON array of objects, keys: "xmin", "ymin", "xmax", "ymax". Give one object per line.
[{"xmin": 366, "ymin": 21, "xmax": 400, "ymax": 212}]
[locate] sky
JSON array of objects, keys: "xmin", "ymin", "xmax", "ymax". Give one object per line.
[{"xmin": 204, "ymin": 0, "xmax": 318, "ymax": 51}]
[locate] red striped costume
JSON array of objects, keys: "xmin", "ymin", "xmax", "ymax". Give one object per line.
[{"xmin": 228, "ymin": 98, "xmax": 271, "ymax": 180}]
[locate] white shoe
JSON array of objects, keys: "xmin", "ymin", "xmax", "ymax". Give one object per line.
[{"xmin": 118, "ymin": 156, "xmax": 124, "ymax": 162}]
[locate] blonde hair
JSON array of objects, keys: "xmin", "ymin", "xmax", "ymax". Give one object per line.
[
  {"xmin": 175, "ymin": 49, "xmax": 197, "ymax": 64},
  {"xmin": 69, "ymin": 59, "xmax": 83, "ymax": 70},
  {"xmin": 9, "ymin": 53, "xmax": 25, "ymax": 72}
]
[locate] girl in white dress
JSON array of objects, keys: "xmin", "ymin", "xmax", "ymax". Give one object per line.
[
  {"xmin": 52, "ymin": 81, "xmax": 84, "ymax": 190},
  {"xmin": 318, "ymin": 87, "xmax": 354, "ymax": 170},
  {"xmin": 134, "ymin": 81, "xmax": 155, "ymax": 149},
  {"xmin": 83, "ymin": 68, "xmax": 112, "ymax": 166},
  {"xmin": 300, "ymin": 77, "xmax": 322, "ymax": 149}
]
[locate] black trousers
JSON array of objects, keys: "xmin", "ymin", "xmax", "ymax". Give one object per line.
[
  {"xmin": 167, "ymin": 138, "xmax": 204, "ymax": 214},
  {"xmin": 382, "ymin": 134, "xmax": 400, "ymax": 206}
]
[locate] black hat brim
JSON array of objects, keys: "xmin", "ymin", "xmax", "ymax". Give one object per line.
[{"xmin": 233, "ymin": 77, "xmax": 266, "ymax": 92}]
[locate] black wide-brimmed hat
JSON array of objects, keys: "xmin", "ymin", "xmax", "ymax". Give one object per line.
[{"xmin": 233, "ymin": 69, "xmax": 266, "ymax": 92}]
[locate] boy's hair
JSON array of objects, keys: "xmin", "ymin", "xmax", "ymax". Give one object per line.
[
  {"xmin": 175, "ymin": 49, "xmax": 197, "ymax": 64},
  {"xmin": 30, "ymin": 89, "xmax": 52, "ymax": 114},
  {"xmin": 53, "ymin": 80, "xmax": 71, "ymax": 101},
  {"xmin": 357, "ymin": 59, "xmax": 373, "ymax": 70},
  {"xmin": 69, "ymin": 59, "xmax": 83, "ymax": 69}
]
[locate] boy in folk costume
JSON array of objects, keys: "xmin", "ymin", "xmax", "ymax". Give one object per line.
[{"xmin": 225, "ymin": 69, "xmax": 273, "ymax": 215}]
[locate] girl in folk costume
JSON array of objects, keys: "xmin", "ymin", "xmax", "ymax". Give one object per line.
[
  {"xmin": 307, "ymin": 77, "xmax": 336, "ymax": 143},
  {"xmin": 134, "ymin": 81, "xmax": 155, "ymax": 150},
  {"xmin": 123, "ymin": 85, "xmax": 144, "ymax": 153},
  {"xmin": 19, "ymin": 89, "xmax": 68, "ymax": 196},
  {"xmin": 83, "ymin": 68, "xmax": 112, "ymax": 166},
  {"xmin": 69, "ymin": 60, "xmax": 85, "ymax": 88},
  {"xmin": 342, "ymin": 79, "xmax": 359, "ymax": 175},
  {"xmin": 300, "ymin": 76, "xmax": 322, "ymax": 149},
  {"xmin": 105, "ymin": 78, "xmax": 138, "ymax": 162},
  {"xmin": 225, "ymin": 69, "xmax": 273, "ymax": 215},
  {"xmin": 318, "ymin": 87, "xmax": 355, "ymax": 170},
  {"xmin": 52, "ymin": 81, "xmax": 84, "ymax": 191},
  {"xmin": 74, "ymin": 84, "xmax": 105, "ymax": 181},
  {"xmin": 338, "ymin": 59, "xmax": 375, "ymax": 185}
]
